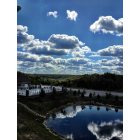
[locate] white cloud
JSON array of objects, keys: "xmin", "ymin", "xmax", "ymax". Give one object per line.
[
  {"xmin": 17, "ymin": 26, "xmax": 90, "ymax": 56},
  {"xmin": 17, "ymin": 25, "xmax": 34, "ymax": 45},
  {"xmin": 72, "ymin": 46, "xmax": 92, "ymax": 58},
  {"xmin": 90, "ymin": 16, "xmax": 123, "ymax": 36},
  {"xmin": 17, "ymin": 25, "xmax": 28, "ymax": 33},
  {"xmin": 68, "ymin": 57, "xmax": 90, "ymax": 65},
  {"xmin": 88, "ymin": 120, "xmax": 123, "ymax": 140},
  {"xmin": 97, "ymin": 45, "xmax": 123, "ymax": 57},
  {"xmin": 66, "ymin": 10, "xmax": 78, "ymax": 21},
  {"xmin": 17, "ymin": 25, "xmax": 123, "ymax": 74},
  {"xmin": 47, "ymin": 11, "xmax": 58, "ymax": 18},
  {"xmin": 17, "ymin": 51, "xmax": 55, "ymax": 63},
  {"xmin": 65, "ymin": 134, "xmax": 74, "ymax": 140},
  {"xmin": 48, "ymin": 34, "xmax": 85, "ymax": 49},
  {"xmin": 55, "ymin": 106, "xmax": 82, "ymax": 119}
]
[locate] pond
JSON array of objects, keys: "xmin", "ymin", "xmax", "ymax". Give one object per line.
[{"xmin": 44, "ymin": 105, "xmax": 123, "ymax": 140}]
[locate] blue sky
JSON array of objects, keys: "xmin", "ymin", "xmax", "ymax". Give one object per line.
[{"xmin": 17, "ymin": 0, "xmax": 123, "ymax": 75}]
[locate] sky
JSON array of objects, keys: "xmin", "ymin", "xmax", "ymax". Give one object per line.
[{"xmin": 17, "ymin": 0, "xmax": 123, "ymax": 75}]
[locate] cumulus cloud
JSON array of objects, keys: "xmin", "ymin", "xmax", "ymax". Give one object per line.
[
  {"xmin": 48, "ymin": 34, "xmax": 85, "ymax": 49},
  {"xmin": 17, "ymin": 60, "xmax": 56, "ymax": 74},
  {"xmin": 17, "ymin": 25, "xmax": 91, "ymax": 56},
  {"xmin": 72, "ymin": 46, "xmax": 92, "ymax": 58},
  {"xmin": 100, "ymin": 58, "xmax": 123, "ymax": 67},
  {"xmin": 17, "ymin": 51, "xmax": 54, "ymax": 63},
  {"xmin": 66, "ymin": 10, "xmax": 78, "ymax": 21},
  {"xmin": 97, "ymin": 45, "xmax": 123, "ymax": 57},
  {"xmin": 17, "ymin": 51, "xmax": 40, "ymax": 62},
  {"xmin": 17, "ymin": 25, "xmax": 123, "ymax": 74},
  {"xmin": 47, "ymin": 11, "xmax": 58, "ymax": 18},
  {"xmin": 17, "ymin": 25, "xmax": 34, "ymax": 45},
  {"xmin": 90, "ymin": 16, "xmax": 123, "ymax": 36},
  {"xmin": 28, "ymin": 46, "xmax": 68, "ymax": 56},
  {"xmin": 55, "ymin": 106, "xmax": 82, "ymax": 119},
  {"xmin": 65, "ymin": 134, "xmax": 74, "ymax": 140},
  {"xmin": 68, "ymin": 57, "xmax": 90, "ymax": 65},
  {"xmin": 88, "ymin": 120, "xmax": 123, "ymax": 140}
]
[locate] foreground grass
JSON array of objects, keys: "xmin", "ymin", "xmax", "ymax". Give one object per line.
[
  {"xmin": 17, "ymin": 104, "xmax": 62, "ymax": 140},
  {"xmin": 17, "ymin": 93, "xmax": 123, "ymax": 140}
]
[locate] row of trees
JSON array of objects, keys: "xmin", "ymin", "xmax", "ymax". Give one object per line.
[
  {"xmin": 60, "ymin": 73, "xmax": 123, "ymax": 92},
  {"xmin": 24, "ymin": 87, "xmax": 119, "ymax": 103}
]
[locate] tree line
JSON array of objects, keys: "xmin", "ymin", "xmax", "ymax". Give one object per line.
[{"xmin": 17, "ymin": 72, "xmax": 123, "ymax": 92}]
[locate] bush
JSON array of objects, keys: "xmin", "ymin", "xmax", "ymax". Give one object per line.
[
  {"xmin": 89, "ymin": 93, "xmax": 92, "ymax": 98},
  {"xmin": 39, "ymin": 88, "xmax": 45, "ymax": 97},
  {"xmin": 26, "ymin": 89, "xmax": 29, "ymax": 97}
]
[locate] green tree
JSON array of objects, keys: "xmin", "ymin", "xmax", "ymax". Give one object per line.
[
  {"xmin": 115, "ymin": 108, "xmax": 118, "ymax": 112},
  {"xmin": 89, "ymin": 93, "xmax": 92, "ymax": 98},
  {"xmin": 96, "ymin": 94, "xmax": 101, "ymax": 101},
  {"xmin": 26, "ymin": 89, "xmax": 29, "ymax": 97},
  {"xmin": 97, "ymin": 106, "xmax": 100, "ymax": 111},
  {"xmin": 39, "ymin": 88, "xmax": 45, "ymax": 97},
  {"xmin": 17, "ymin": 5, "xmax": 21, "ymax": 12},
  {"xmin": 73, "ymin": 90, "xmax": 77, "ymax": 96},
  {"xmin": 52, "ymin": 87, "xmax": 56, "ymax": 94},
  {"xmin": 115, "ymin": 95, "xmax": 119, "ymax": 102},
  {"xmin": 81, "ymin": 92, "xmax": 85, "ymax": 98},
  {"xmin": 77, "ymin": 89, "xmax": 81, "ymax": 95}
]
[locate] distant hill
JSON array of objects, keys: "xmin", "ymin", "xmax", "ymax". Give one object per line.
[
  {"xmin": 17, "ymin": 71, "xmax": 31, "ymax": 85},
  {"xmin": 17, "ymin": 71, "xmax": 123, "ymax": 92}
]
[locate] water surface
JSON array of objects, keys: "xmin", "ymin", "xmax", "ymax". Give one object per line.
[{"xmin": 44, "ymin": 105, "xmax": 123, "ymax": 140}]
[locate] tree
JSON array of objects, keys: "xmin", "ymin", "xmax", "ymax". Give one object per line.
[
  {"xmin": 26, "ymin": 89, "xmax": 29, "ymax": 97},
  {"xmin": 39, "ymin": 88, "xmax": 45, "ymax": 97},
  {"xmin": 81, "ymin": 89, "xmax": 86, "ymax": 98},
  {"xmin": 52, "ymin": 113, "xmax": 56, "ymax": 120},
  {"xmin": 53, "ymin": 87, "xmax": 56, "ymax": 94},
  {"xmin": 89, "ymin": 93, "xmax": 92, "ymax": 98},
  {"xmin": 115, "ymin": 95, "xmax": 119, "ymax": 102},
  {"xmin": 83, "ymin": 89, "xmax": 86, "ymax": 94},
  {"xmin": 17, "ymin": 5, "xmax": 21, "ymax": 12},
  {"xmin": 96, "ymin": 94, "xmax": 101, "ymax": 101},
  {"xmin": 106, "ymin": 107, "xmax": 109, "ymax": 111},
  {"xmin": 89, "ymin": 105, "xmax": 92, "ymax": 110},
  {"xmin": 81, "ymin": 92, "xmax": 84, "ymax": 98},
  {"xmin": 69, "ymin": 88, "xmax": 72, "ymax": 94},
  {"xmin": 62, "ymin": 86, "xmax": 64, "ymax": 92},
  {"xmin": 81, "ymin": 105, "xmax": 85, "ymax": 110},
  {"xmin": 93, "ymin": 92, "xmax": 96, "ymax": 97},
  {"xmin": 115, "ymin": 108, "xmax": 118, "ymax": 112},
  {"xmin": 77, "ymin": 89, "xmax": 81, "ymax": 95},
  {"xmin": 97, "ymin": 106, "xmax": 100, "ymax": 111},
  {"xmin": 73, "ymin": 90, "xmax": 77, "ymax": 96}
]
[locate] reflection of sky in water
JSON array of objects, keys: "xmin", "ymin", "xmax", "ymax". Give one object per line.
[
  {"xmin": 44, "ymin": 106, "xmax": 123, "ymax": 140},
  {"xmin": 88, "ymin": 120, "xmax": 123, "ymax": 140},
  {"xmin": 55, "ymin": 106, "xmax": 82, "ymax": 119}
]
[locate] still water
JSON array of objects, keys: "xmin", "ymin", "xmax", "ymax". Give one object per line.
[{"xmin": 44, "ymin": 105, "xmax": 123, "ymax": 140}]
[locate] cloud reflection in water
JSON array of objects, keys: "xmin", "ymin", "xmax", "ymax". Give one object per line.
[
  {"xmin": 55, "ymin": 106, "xmax": 82, "ymax": 119},
  {"xmin": 87, "ymin": 120, "xmax": 123, "ymax": 140}
]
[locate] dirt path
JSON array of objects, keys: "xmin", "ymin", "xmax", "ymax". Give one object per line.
[{"xmin": 17, "ymin": 101, "xmax": 46, "ymax": 119}]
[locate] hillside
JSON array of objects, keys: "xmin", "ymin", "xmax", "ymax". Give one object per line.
[{"xmin": 17, "ymin": 72, "xmax": 123, "ymax": 92}]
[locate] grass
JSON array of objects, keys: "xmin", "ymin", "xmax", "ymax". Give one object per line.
[{"xmin": 17, "ymin": 103, "xmax": 62, "ymax": 140}]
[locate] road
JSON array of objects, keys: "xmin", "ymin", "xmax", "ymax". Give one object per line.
[
  {"xmin": 17, "ymin": 85, "xmax": 123, "ymax": 97},
  {"xmin": 66, "ymin": 88, "xmax": 123, "ymax": 97},
  {"xmin": 17, "ymin": 101, "xmax": 46, "ymax": 118}
]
